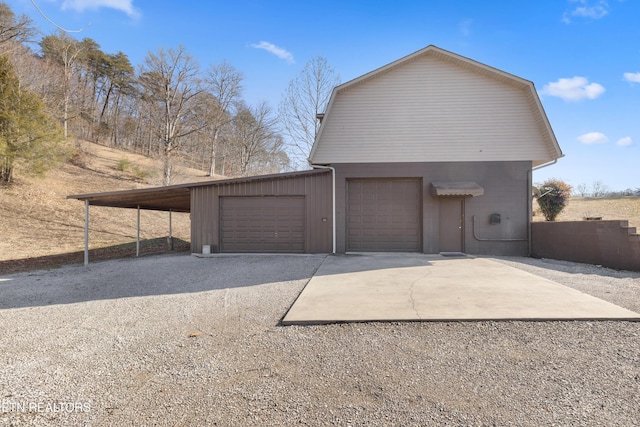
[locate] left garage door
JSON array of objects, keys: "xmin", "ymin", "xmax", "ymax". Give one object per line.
[{"xmin": 220, "ymin": 196, "xmax": 305, "ymax": 253}]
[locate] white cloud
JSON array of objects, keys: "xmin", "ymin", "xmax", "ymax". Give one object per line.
[
  {"xmin": 563, "ymin": 0, "xmax": 609, "ymax": 23},
  {"xmin": 623, "ymin": 72, "xmax": 640, "ymax": 83},
  {"xmin": 250, "ymin": 41, "xmax": 295, "ymax": 64},
  {"xmin": 572, "ymin": 5, "xmax": 608, "ymax": 19},
  {"xmin": 458, "ymin": 19, "xmax": 472, "ymax": 37},
  {"xmin": 61, "ymin": 0, "xmax": 139, "ymax": 17},
  {"xmin": 617, "ymin": 137, "xmax": 633, "ymax": 147},
  {"xmin": 540, "ymin": 76, "xmax": 605, "ymax": 101},
  {"xmin": 577, "ymin": 132, "xmax": 608, "ymax": 145}
]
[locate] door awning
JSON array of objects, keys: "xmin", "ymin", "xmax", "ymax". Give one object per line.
[{"xmin": 431, "ymin": 182, "xmax": 484, "ymax": 197}]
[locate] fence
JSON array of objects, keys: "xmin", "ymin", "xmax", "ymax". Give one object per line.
[{"xmin": 531, "ymin": 220, "xmax": 640, "ymax": 272}]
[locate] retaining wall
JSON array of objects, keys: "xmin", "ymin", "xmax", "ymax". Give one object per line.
[{"xmin": 531, "ymin": 220, "xmax": 640, "ymax": 271}]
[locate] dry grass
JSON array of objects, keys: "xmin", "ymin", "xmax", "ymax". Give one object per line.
[
  {"xmin": 533, "ymin": 196, "xmax": 640, "ymax": 229},
  {"xmin": 0, "ymin": 141, "xmax": 215, "ymax": 264}
]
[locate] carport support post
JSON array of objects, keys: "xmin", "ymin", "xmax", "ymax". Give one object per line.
[
  {"xmin": 168, "ymin": 210, "xmax": 173, "ymax": 250},
  {"xmin": 136, "ymin": 205, "xmax": 140, "ymax": 257},
  {"xmin": 84, "ymin": 200, "xmax": 89, "ymax": 266}
]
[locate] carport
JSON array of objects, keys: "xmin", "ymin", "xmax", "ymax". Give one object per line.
[
  {"xmin": 68, "ymin": 183, "xmax": 192, "ymax": 265},
  {"xmin": 68, "ymin": 169, "xmax": 334, "ymax": 264}
]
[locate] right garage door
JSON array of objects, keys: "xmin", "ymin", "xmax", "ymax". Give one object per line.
[{"xmin": 347, "ymin": 179, "xmax": 422, "ymax": 252}]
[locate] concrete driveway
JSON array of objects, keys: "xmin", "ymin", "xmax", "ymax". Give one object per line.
[{"xmin": 283, "ymin": 254, "xmax": 640, "ymax": 324}]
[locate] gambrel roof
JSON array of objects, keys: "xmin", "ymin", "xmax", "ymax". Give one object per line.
[{"xmin": 310, "ymin": 45, "xmax": 563, "ymax": 167}]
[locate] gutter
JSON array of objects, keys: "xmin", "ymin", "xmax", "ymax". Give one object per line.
[
  {"xmin": 308, "ymin": 162, "xmax": 336, "ymax": 254},
  {"xmin": 532, "ymin": 158, "xmax": 558, "ymax": 171}
]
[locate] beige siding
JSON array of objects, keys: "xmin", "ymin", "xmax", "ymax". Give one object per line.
[{"xmin": 312, "ymin": 54, "xmax": 553, "ymax": 165}]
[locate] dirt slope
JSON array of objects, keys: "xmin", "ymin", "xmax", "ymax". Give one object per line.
[{"xmin": 0, "ymin": 141, "xmax": 214, "ymax": 263}]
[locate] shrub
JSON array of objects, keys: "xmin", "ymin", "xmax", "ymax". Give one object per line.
[
  {"xmin": 132, "ymin": 165, "xmax": 150, "ymax": 181},
  {"xmin": 69, "ymin": 143, "xmax": 90, "ymax": 168},
  {"xmin": 116, "ymin": 158, "xmax": 130, "ymax": 171},
  {"xmin": 536, "ymin": 179, "xmax": 572, "ymax": 221}
]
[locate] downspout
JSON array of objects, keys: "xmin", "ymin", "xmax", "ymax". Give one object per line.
[
  {"xmin": 308, "ymin": 163, "xmax": 336, "ymax": 254},
  {"xmin": 527, "ymin": 168, "xmax": 532, "ymax": 255}
]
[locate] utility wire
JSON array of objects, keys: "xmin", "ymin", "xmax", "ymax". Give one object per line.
[{"xmin": 30, "ymin": 0, "xmax": 90, "ymax": 33}]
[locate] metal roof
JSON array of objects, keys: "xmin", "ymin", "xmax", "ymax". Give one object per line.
[
  {"xmin": 431, "ymin": 182, "xmax": 484, "ymax": 197},
  {"xmin": 67, "ymin": 169, "xmax": 331, "ymax": 212}
]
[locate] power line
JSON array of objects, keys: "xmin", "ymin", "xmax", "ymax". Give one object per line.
[{"xmin": 30, "ymin": 0, "xmax": 90, "ymax": 33}]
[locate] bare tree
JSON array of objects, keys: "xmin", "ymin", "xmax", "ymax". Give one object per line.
[
  {"xmin": 574, "ymin": 182, "xmax": 588, "ymax": 197},
  {"xmin": 278, "ymin": 56, "xmax": 339, "ymax": 168},
  {"xmin": 0, "ymin": 3, "xmax": 35, "ymax": 51},
  {"xmin": 203, "ymin": 60, "xmax": 243, "ymax": 176},
  {"xmin": 591, "ymin": 180, "xmax": 610, "ymax": 197},
  {"xmin": 226, "ymin": 102, "xmax": 284, "ymax": 177},
  {"xmin": 139, "ymin": 45, "xmax": 203, "ymax": 185},
  {"xmin": 39, "ymin": 31, "xmax": 83, "ymax": 138}
]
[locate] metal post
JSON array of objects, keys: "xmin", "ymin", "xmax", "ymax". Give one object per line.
[
  {"xmin": 136, "ymin": 205, "xmax": 140, "ymax": 257},
  {"xmin": 168, "ymin": 210, "xmax": 174, "ymax": 250},
  {"xmin": 84, "ymin": 200, "xmax": 89, "ymax": 266}
]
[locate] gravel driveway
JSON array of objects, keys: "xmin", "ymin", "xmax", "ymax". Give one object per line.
[{"xmin": 1, "ymin": 253, "xmax": 639, "ymax": 426}]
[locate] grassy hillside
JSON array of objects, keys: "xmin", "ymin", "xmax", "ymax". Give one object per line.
[
  {"xmin": 533, "ymin": 196, "xmax": 640, "ymax": 228},
  {"xmin": 0, "ymin": 141, "xmax": 214, "ymax": 264}
]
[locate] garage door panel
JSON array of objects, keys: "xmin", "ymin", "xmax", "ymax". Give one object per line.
[
  {"xmin": 347, "ymin": 179, "xmax": 421, "ymax": 252},
  {"xmin": 220, "ymin": 196, "xmax": 305, "ymax": 253}
]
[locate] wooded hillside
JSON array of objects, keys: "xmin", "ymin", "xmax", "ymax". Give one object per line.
[{"xmin": 0, "ymin": 2, "xmax": 299, "ymax": 186}]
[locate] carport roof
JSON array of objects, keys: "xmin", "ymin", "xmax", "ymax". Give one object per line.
[
  {"xmin": 67, "ymin": 169, "xmax": 331, "ymax": 212},
  {"xmin": 67, "ymin": 184, "xmax": 192, "ymax": 212}
]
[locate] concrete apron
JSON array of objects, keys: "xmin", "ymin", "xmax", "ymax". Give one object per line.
[{"xmin": 282, "ymin": 254, "xmax": 640, "ymax": 325}]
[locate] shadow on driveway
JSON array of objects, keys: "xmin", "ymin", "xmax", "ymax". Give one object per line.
[{"xmin": 0, "ymin": 253, "xmax": 326, "ymax": 310}]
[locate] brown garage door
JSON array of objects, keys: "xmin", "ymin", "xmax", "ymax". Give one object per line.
[
  {"xmin": 220, "ymin": 196, "xmax": 305, "ymax": 253},
  {"xmin": 347, "ymin": 179, "xmax": 421, "ymax": 252}
]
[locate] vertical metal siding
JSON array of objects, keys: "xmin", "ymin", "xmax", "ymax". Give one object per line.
[
  {"xmin": 191, "ymin": 171, "xmax": 332, "ymax": 254},
  {"xmin": 334, "ymin": 162, "xmax": 530, "ymax": 256}
]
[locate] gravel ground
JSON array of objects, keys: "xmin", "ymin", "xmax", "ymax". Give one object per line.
[{"xmin": 0, "ymin": 253, "xmax": 639, "ymax": 426}]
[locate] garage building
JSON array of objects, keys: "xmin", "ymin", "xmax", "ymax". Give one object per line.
[{"xmin": 70, "ymin": 45, "xmax": 563, "ymax": 258}]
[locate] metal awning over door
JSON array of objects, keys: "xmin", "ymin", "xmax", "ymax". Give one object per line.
[
  {"xmin": 220, "ymin": 196, "xmax": 305, "ymax": 253},
  {"xmin": 346, "ymin": 179, "xmax": 422, "ymax": 252},
  {"xmin": 431, "ymin": 182, "xmax": 484, "ymax": 197}
]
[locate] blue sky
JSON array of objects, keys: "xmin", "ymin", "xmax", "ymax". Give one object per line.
[{"xmin": 8, "ymin": 0, "xmax": 640, "ymax": 191}]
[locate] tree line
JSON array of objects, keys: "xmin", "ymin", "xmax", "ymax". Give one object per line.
[
  {"xmin": 573, "ymin": 180, "xmax": 640, "ymax": 198},
  {"xmin": 0, "ymin": 2, "xmax": 338, "ymax": 185}
]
